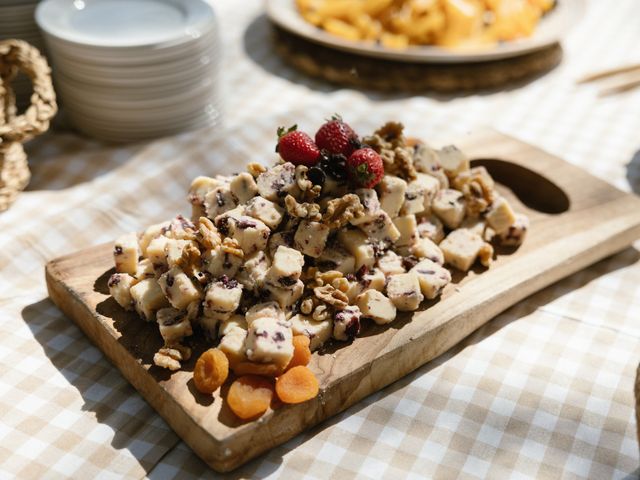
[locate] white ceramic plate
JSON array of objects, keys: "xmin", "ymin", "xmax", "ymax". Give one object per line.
[
  {"xmin": 266, "ymin": 0, "xmax": 585, "ymax": 63},
  {"xmin": 36, "ymin": 0, "xmax": 215, "ymax": 49}
]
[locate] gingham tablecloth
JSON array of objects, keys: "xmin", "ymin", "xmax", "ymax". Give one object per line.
[{"xmin": 2, "ymin": 1, "xmax": 640, "ymax": 478}]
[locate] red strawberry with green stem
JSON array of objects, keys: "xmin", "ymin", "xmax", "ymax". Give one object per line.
[
  {"xmin": 276, "ymin": 125, "xmax": 320, "ymax": 166},
  {"xmin": 346, "ymin": 148, "xmax": 384, "ymax": 188},
  {"xmin": 315, "ymin": 114, "xmax": 359, "ymax": 157}
]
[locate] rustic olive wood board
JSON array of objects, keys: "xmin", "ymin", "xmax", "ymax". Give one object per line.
[{"xmin": 45, "ymin": 131, "xmax": 640, "ymax": 472}]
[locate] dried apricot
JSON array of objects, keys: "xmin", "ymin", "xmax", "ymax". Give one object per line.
[
  {"xmin": 193, "ymin": 348, "xmax": 229, "ymax": 394},
  {"xmin": 227, "ymin": 375, "xmax": 274, "ymax": 420},
  {"xmin": 275, "ymin": 365, "xmax": 319, "ymax": 404},
  {"xmin": 232, "ymin": 361, "xmax": 284, "ymax": 377},
  {"xmin": 286, "ymin": 335, "xmax": 311, "ymax": 370}
]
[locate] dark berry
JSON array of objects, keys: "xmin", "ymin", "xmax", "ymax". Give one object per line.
[{"xmin": 307, "ymin": 166, "xmax": 326, "ymax": 186}]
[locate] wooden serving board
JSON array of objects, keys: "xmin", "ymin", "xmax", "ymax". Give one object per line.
[{"xmin": 45, "ymin": 131, "xmax": 640, "ymax": 472}]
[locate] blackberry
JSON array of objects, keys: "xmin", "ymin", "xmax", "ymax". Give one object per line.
[
  {"xmin": 307, "ymin": 166, "xmax": 326, "ymax": 186},
  {"xmin": 319, "ymin": 151, "xmax": 348, "ymax": 181}
]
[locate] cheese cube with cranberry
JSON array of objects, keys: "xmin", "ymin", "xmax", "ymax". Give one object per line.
[
  {"xmin": 203, "ymin": 277, "xmax": 243, "ymax": 320},
  {"xmin": 438, "ymin": 145, "xmax": 470, "ymax": 178},
  {"xmin": 386, "ymin": 272, "xmax": 424, "ymax": 311},
  {"xmin": 229, "ymin": 172, "xmax": 258, "ymax": 204},
  {"xmin": 290, "ymin": 314, "xmax": 333, "ymax": 351},
  {"xmin": 256, "ymin": 162, "xmax": 298, "ymax": 201},
  {"xmin": 333, "ymin": 305, "xmax": 362, "ymax": 341},
  {"xmin": 294, "ymin": 220, "xmax": 330, "ymax": 258},
  {"xmin": 356, "ymin": 290, "xmax": 397, "ymax": 325},
  {"xmin": 485, "ymin": 196, "xmax": 517, "ymax": 234},
  {"xmin": 158, "ymin": 267, "xmax": 202, "ymax": 310},
  {"xmin": 338, "ymin": 229, "xmax": 376, "ymax": 270},
  {"xmin": 432, "ymin": 188, "xmax": 466, "ymax": 229},
  {"xmin": 236, "ymin": 250, "xmax": 270, "ymax": 291},
  {"xmin": 439, "ymin": 228, "xmax": 493, "ymax": 272},
  {"xmin": 265, "ymin": 246, "xmax": 305, "ymax": 287},
  {"xmin": 130, "ymin": 278, "xmax": 170, "ymax": 321},
  {"xmin": 157, "ymin": 307, "xmax": 194, "ymax": 344},
  {"xmin": 393, "ymin": 215, "xmax": 418, "ymax": 248},
  {"xmin": 108, "ymin": 273, "xmax": 137, "ymax": 310},
  {"xmin": 244, "ymin": 196, "xmax": 284, "ymax": 230},
  {"xmin": 378, "ymin": 175, "xmax": 407, "ymax": 218},
  {"xmin": 410, "ymin": 237, "xmax": 445, "ymax": 265},
  {"xmin": 245, "ymin": 317, "xmax": 294, "ymax": 366},
  {"xmin": 316, "ymin": 243, "xmax": 355, "ymax": 274},
  {"xmin": 411, "ymin": 259, "xmax": 452, "ymax": 299},
  {"xmin": 114, "ymin": 233, "xmax": 139, "ymax": 275},
  {"xmin": 204, "ymin": 184, "xmax": 239, "ymax": 219}
]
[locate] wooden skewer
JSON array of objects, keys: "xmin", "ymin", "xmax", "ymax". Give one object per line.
[
  {"xmin": 598, "ymin": 76, "xmax": 640, "ymax": 97},
  {"xmin": 577, "ymin": 63, "xmax": 640, "ymax": 84}
]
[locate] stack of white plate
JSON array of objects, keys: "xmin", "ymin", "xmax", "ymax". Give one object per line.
[
  {"xmin": 36, "ymin": 0, "xmax": 221, "ymax": 143},
  {"xmin": 0, "ymin": 0, "xmax": 46, "ymax": 108}
]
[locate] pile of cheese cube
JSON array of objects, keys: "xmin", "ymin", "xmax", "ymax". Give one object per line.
[{"xmin": 108, "ymin": 124, "xmax": 528, "ymax": 371}]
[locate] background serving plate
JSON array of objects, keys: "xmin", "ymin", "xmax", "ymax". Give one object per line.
[
  {"xmin": 45, "ymin": 130, "xmax": 640, "ymax": 472},
  {"xmin": 266, "ymin": 0, "xmax": 585, "ymax": 63}
]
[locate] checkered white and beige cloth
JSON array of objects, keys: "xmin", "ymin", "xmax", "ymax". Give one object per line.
[{"xmin": 2, "ymin": 0, "xmax": 640, "ymax": 478}]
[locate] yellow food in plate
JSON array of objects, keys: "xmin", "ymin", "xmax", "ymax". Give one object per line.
[{"xmin": 296, "ymin": 0, "xmax": 555, "ymax": 49}]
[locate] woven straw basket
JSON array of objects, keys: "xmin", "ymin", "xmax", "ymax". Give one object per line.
[{"xmin": 0, "ymin": 39, "xmax": 56, "ymax": 212}]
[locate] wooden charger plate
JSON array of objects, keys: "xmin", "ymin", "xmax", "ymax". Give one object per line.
[{"xmin": 46, "ymin": 130, "xmax": 640, "ymax": 472}]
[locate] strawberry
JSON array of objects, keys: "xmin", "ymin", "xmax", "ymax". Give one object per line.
[
  {"xmin": 276, "ymin": 125, "xmax": 320, "ymax": 166},
  {"xmin": 346, "ymin": 148, "xmax": 384, "ymax": 188},
  {"xmin": 315, "ymin": 115, "xmax": 359, "ymax": 157}
]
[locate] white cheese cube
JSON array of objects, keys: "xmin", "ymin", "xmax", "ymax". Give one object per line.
[
  {"xmin": 244, "ymin": 196, "xmax": 284, "ymax": 230},
  {"xmin": 228, "ymin": 216, "xmax": 270, "ymax": 255},
  {"xmin": 114, "ymin": 233, "xmax": 139, "ymax": 275},
  {"xmin": 204, "ymin": 184, "xmax": 239, "ymax": 219},
  {"xmin": 378, "ymin": 175, "xmax": 407, "ymax": 218},
  {"xmin": 146, "ymin": 236, "xmax": 171, "ymax": 271},
  {"xmin": 411, "ymin": 259, "xmax": 452, "ymax": 299},
  {"xmin": 265, "ymin": 246, "xmax": 305, "ymax": 287},
  {"xmin": 294, "ymin": 220, "xmax": 330, "ymax": 258},
  {"xmin": 414, "ymin": 173, "xmax": 441, "ymax": 211},
  {"xmin": 333, "ymin": 305, "xmax": 362, "ymax": 341},
  {"xmin": 344, "ymin": 268, "xmax": 386, "ymax": 302},
  {"xmin": 355, "ymin": 211, "xmax": 401, "ymax": 244},
  {"xmin": 245, "ymin": 317, "xmax": 294, "ymax": 366},
  {"xmin": 386, "ymin": 272, "xmax": 424, "ymax": 311},
  {"xmin": 229, "ymin": 172, "xmax": 258, "ymax": 204},
  {"xmin": 245, "ymin": 301, "xmax": 285, "ymax": 326},
  {"xmin": 135, "ymin": 258, "xmax": 156, "ymax": 280},
  {"xmin": 267, "ymin": 230, "xmax": 295, "ymax": 259},
  {"xmin": 203, "ymin": 278, "xmax": 243, "ymax": 319},
  {"xmin": 219, "ymin": 313, "xmax": 248, "ymax": 336},
  {"xmin": 236, "ymin": 250, "xmax": 270, "ymax": 291},
  {"xmin": 437, "ymin": 145, "xmax": 470, "ymax": 178},
  {"xmin": 290, "ymin": 314, "xmax": 333, "ymax": 351},
  {"xmin": 316, "ymin": 244, "xmax": 355, "ymax": 274},
  {"xmin": 496, "ymin": 213, "xmax": 529, "ymax": 246},
  {"xmin": 157, "ymin": 307, "xmax": 193, "ymax": 344},
  {"xmin": 338, "ymin": 229, "xmax": 376, "ymax": 270},
  {"xmin": 377, "ymin": 250, "xmax": 405, "ymax": 276},
  {"xmin": 393, "ymin": 215, "xmax": 418, "ymax": 247},
  {"xmin": 440, "ymin": 229, "xmax": 493, "ymax": 272},
  {"xmin": 350, "ymin": 188, "xmax": 381, "ymax": 225},
  {"xmin": 163, "ymin": 215, "xmax": 197, "ymax": 241},
  {"xmin": 401, "ymin": 181, "xmax": 427, "ymax": 216},
  {"xmin": 218, "ymin": 324, "xmax": 248, "ymax": 366},
  {"xmin": 416, "ymin": 215, "xmax": 445, "ymax": 244},
  {"xmin": 130, "ymin": 278, "xmax": 169, "ymax": 321},
  {"xmin": 164, "ymin": 239, "xmax": 190, "ymax": 270},
  {"xmin": 485, "ymin": 196, "xmax": 517, "ymax": 234},
  {"xmin": 265, "ymin": 279, "xmax": 304, "ymax": 308},
  {"xmin": 202, "ymin": 246, "xmax": 242, "ymax": 278},
  {"xmin": 158, "ymin": 267, "xmax": 202, "ymax": 310},
  {"xmin": 460, "ymin": 217, "xmax": 487, "ymax": 238},
  {"xmin": 410, "ymin": 237, "xmax": 445, "ymax": 265},
  {"xmin": 432, "ymin": 189, "xmax": 466, "ymax": 229},
  {"xmin": 188, "ymin": 176, "xmax": 221, "ymax": 214},
  {"xmin": 139, "ymin": 221, "xmax": 170, "ymax": 256},
  {"xmin": 256, "ymin": 162, "xmax": 297, "ymax": 201},
  {"xmin": 356, "ymin": 290, "xmax": 397, "ymax": 325},
  {"xmin": 413, "ymin": 143, "xmax": 449, "ymax": 188},
  {"xmin": 108, "ymin": 273, "xmax": 137, "ymax": 310}
]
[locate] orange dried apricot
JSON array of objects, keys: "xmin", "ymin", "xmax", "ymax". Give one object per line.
[
  {"xmin": 286, "ymin": 335, "xmax": 311, "ymax": 370},
  {"xmin": 227, "ymin": 375, "xmax": 274, "ymax": 420},
  {"xmin": 275, "ymin": 365, "xmax": 319, "ymax": 404},
  {"xmin": 193, "ymin": 348, "xmax": 229, "ymax": 394},
  {"xmin": 232, "ymin": 361, "xmax": 285, "ymax": 377}
]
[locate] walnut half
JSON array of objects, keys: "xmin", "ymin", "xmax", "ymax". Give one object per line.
[
  {"xmin": 322, "ymin": 194, "xmax": 364, "ymax": 229},
  {"xmin": 314, "ymin": 285, "xmax": 349, "ymax": 310}
]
